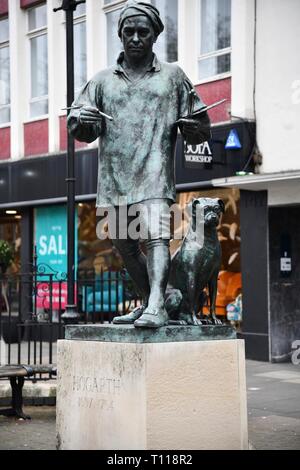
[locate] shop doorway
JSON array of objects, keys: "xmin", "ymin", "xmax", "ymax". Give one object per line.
[{"xmin": 269, "ymin": 205, "xmax": 300, "ymax": 362}]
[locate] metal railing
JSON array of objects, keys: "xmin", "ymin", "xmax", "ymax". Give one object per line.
[{"xmin": 0, "ymin": 264, "xmax": 140, "ymax": 372}]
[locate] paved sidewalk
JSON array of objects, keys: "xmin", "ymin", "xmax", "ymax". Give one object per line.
[
  {"xmin": 0, "ymin": 407, "xmax": 56, "ymax": 450},
  {"xmin": 0, "ymin": 359, "xmax": 299, "ymax": 450},
  {"xmin": 247, "ymin": 360, "xmax": 300, "ymax": 450}
]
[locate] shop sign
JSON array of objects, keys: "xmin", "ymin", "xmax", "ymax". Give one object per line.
[
  {"xmin": 184, "ymin": 141, "xmax": 213, "ymax": 167},
  {"xmin": 280, "ymin": 235, "xmax": 292, "ymax": 277},
  {"xmin": 35, "ymin": 282, "xmax": 70, "ymax": 311},
  {"xmin": 280, "ymin": 257, "xmax": 292, "ymax": 272},
  {"xmin": 35, "ymin": 205, "xmax": 78, "ymax": 309},
  {"xmin": 225, "ymin": 129, "xmax": 242, "ymax": 150}
]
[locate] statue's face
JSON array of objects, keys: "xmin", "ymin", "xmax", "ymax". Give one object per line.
[{"xmin": 121, "ymin": 15, "xmax": 157, "ymax": 61}]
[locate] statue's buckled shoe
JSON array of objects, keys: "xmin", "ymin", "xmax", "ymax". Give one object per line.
[
  {"xmin": 113, "ymin": 305, "xmax": 145, "ymax": 325},
  {"xmin": 134, "ymin": 308, "xmax": 168, "ymax": 329}
]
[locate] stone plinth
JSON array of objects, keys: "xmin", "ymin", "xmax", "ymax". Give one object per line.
[{"xmin": 56, "ymin": 325, "xmax": 248, "ymax": 450}]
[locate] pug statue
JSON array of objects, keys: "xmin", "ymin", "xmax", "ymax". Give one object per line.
[{"xmin": 165, "ymin": 197, "xmax": 225, "ymax": 326}]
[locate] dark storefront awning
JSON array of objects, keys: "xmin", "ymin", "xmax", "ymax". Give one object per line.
[
  {"xmin": 175, "ymin": 120, "xmax": 256, "ymax": 190},
  {"xmin": 0, "ymin": 120, "xmax": 256, "ymax": 208}
]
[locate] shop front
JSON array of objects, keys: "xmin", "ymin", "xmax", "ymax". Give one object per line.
[{"xmin": 212, "ymin": 173, "xmax": 300, "ymax": 362}]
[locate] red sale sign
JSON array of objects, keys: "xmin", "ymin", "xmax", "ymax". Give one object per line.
[{"xmin": 36, "ymin": 282, "xmax": 76, "ymax": 310}]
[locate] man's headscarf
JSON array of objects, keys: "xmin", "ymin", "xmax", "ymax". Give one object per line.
[{"xmin": 118, "ymin": 1, "xmax": 164, "ymax": 38}]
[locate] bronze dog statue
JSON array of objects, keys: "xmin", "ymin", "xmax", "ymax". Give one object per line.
[{"xmin": 165, "ymin": 197, "xmax": 225, "ymax": 325}]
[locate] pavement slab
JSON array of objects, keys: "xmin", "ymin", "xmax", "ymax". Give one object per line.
[
  {"xmin": 0, "ymin": 407, "xmax": 56, "ymax": 450},
  {"xmin": 247, "ymin": 360, "xmax": 300, "ymax": 450}
]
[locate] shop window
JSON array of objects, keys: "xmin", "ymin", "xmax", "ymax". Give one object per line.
[
  {"xmin": 77, "ymin": 202, "xmax": 141, "ymax": 318},
  {"xmin": 198, "ymin": 0, "xmax": 231, "ymax": 81},
  {"xmin": 0, "ymin": 17, "xmax": 10, "ymax": 125},
  {"xmin": 104, "ymin": 0, "xmax": 178, "ymax": 66},
  {"xmin": 0, "ymin": 212, "xmax": 21, "ymax": 274},
  {"xmin": 77, "ymin": 202, "xmax": 123, "ymax": 276},
  {"xmin": 77, "ymin": 192, "xmax": 241, "ymax": 324},
  {"xmin": 175, "ymin": 188, "xmax": 241, "ymax": 324},
  {"xmin": 28, "ymin": 3, "xmax": 48, "ymax": 118}
]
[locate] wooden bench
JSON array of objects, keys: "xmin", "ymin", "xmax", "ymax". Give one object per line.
[{"xmin": 0, "ymin": 365, "xmax": 57, "ymax": 420}]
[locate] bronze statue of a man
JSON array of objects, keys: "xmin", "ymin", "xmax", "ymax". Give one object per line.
[{"xmin": 68, "ymin": 1, "xmax": 211, "ymax": 328}]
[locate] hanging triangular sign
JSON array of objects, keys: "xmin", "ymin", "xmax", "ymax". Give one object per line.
[{"xmin": 225, "ymin": 129, "xmax": 242, "ymax": 150}]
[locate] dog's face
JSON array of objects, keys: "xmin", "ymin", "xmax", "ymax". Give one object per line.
[{"xmin": 190, "ymin": 197, "xmax": 225, "ymax": 229}]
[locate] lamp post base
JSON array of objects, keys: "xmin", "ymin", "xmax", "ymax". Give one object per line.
[{"xmin": 62, "ymin": 305, "xmax": 80, "ymax": 325}]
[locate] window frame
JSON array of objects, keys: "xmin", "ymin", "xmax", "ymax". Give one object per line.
[
  {"xmin": 0, "ymin": 16, "xmax": 10, "ymax": 126},
  {"xmin": 103, "ymin": 0, "xmax": 125, "ymax": 10},
  {"xmin": 73, "ymin": 7, "xmax": 87, "ymax": 94},
  {"xmin": 59, "ymin": 5, "xmax": 87, "ymax": 99},
  {"xmin": 197, "ymin": 0, "xmax": 232, "ymax": 84},
  {"xmin": 73, "ymin": 3, "xmax": 87, "ymax": 19},
  {"xmin": 102, "ymin": 0, "xmax": 126, "ymax": 67},
  {"xmin": 27, "ymin": 4, "xmax": 49, "ymax": 119},
  {"xmin": 151, "ymin": 0, "xmax": 179, "ymax": 64}
]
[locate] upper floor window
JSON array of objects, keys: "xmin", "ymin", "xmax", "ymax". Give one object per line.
[
  {"xmin": 104, "ymin": 1, "xmax": 123, "ymax": 67},
  {"xmin": 28, "ymin": 3, "xmax": 48, "ymax": 118},
  {"xmin": 198, "ymin": 0, "xmax": 231, "ymax": 81},
  {"xmin": 0, "ymin": 17, "xmax": 10, "ymax": 125},
  {"xmin": 74, "ymin": 3, "xmax": 86, "ymax": 17},
  {"xmin": 151, "ymin": 0, "xmax": 178, "ymax": 63},
  {"xmin": 103, "ymin": 0, "xmax": 178, "ymax": 67},
  {"xmin": 74, "ymin": 3, "xmax": 87, "ymax": 93}
]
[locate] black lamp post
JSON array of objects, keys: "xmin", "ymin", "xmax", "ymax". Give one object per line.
[{"xmin": 54, "ymin": 0, "xmax": 85, "ymax": 323}]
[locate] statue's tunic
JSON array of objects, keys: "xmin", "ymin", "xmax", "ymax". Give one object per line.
[{"xmin": 68, "ymin": 53, "xmax": 208, "ymax": 208}]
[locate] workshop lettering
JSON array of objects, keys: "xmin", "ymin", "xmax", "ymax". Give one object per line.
[{"xmin": 185, "ymin": 141, "xmax": 213, "ymax": 164}]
